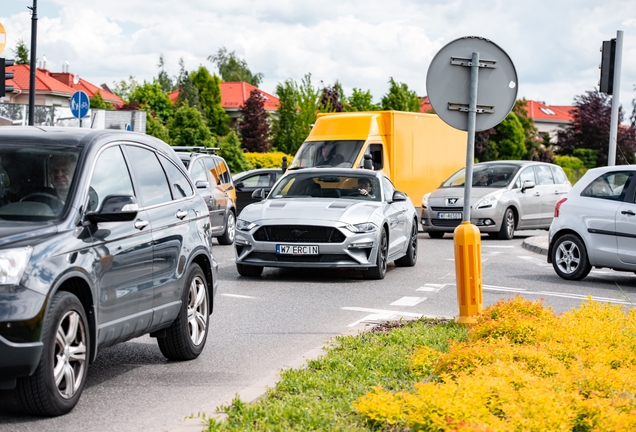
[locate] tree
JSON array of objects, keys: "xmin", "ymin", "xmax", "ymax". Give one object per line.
[
  {"xmin": 175, "ymin": 58, "xmax": 201, "ymax": 112},
  {"xmin": 491, "ymin": 112, "xmax": 526, "ymax": 160},
  {"xmin": 208, "ymin": 47, "xmax": 263, "ymax": 86},
  {"xmin": 557, "ymin": 89, "xmax": 636, "ymax": 166},
  {"xmin": 190, "ymin": 66, "xmax": 230, "ymax": 136},
  {"xmin": 344, "ymin": 88, "xmax": 380, "ymax": 112},
  {"xmin": 89, "ymin": 91, "xmax": 114, "ymax": 110},
  {"xmin": 296, "ymin": 74, "xmax": 320, "ymax": 146},
  {"xmin": 381, "ymin": 78, "xmax": 420, "ymax": 112},
  {"xmin": 157, "ymin": 54, "xmax": 175, "ymax": 93},
  {"xmin": 129, "ymin": 81, "xmax": 174, "ymax": 124},
  {"xmin": 167, "ymin": 104, "xmax": 215, "ymax": 147},
  {"xmin": 219, "ymin": 131, "xmax": 253, "ymax": 173},
  {"xmin": 513, "ymin": 99, "xmax": 550, "ymax": 161},
  {"xmin": 318, "ymin": 82, "xmax": 344, "ymax": 113},
  {"xmin": 12, "ymin": 39, "xmax": 29, "ymax": 65},
  {"xmin": 111, "ymin": 76, "xmax": 139, "ymax": 103},
  {"xmin": 145, "ymin": 112, "xmax": 172, "ymax": 143},
  {"xmin": 238, "ymin": 89, "xmax": 271, "ymax": 152}
]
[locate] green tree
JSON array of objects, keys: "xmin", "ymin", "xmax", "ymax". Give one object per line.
[
  {"xmin": 513, "ymin": 99, "xmax": 549, "ymax": 161},
  {"xmin": 12, "ymin": 39, "xmax": 29, "ymax": 65},
  {"xmin": 111, "ymin": 76, "xmax": 139, "ymax": 103},
  {"xmin": 489, "ymin": 112, "xmax": 526, "ymax": 160},
  {"xmin": 157, "ymin": 54, "xmax": 175, "ymax": 93},
  {"xmin": 175, "ymin": 58, "xmax": 201, "ymax": 112},
  {"xmin": 219, "ymin": 131, "xmax": 253, "ymax": 173},
  {"xmin": 89, "ymin": 91, "xmax": 114, "ymax": 110},
  {"xmin": 344, "ymin": 88, "xmax": 380, "ymax": 112},
  {"xmin": 145, "ymin": 112, "xmax": 172, "ymax": 143},
  {"xmin": 129, "ymin": 81, "xmax": 174, "ymax": 124},
  {"xmin": 190, "ymin": 66, "xmax": 230, "ymax": 136},
  {"xmin": 296, "ymin": 73, "xmax": 320, "ymax": 146},
  {"xmin": 381, "ymin": 78, "xmax": 420, "ymax": 112},
  {"xmin": 167, "ymin": 104, "xmax": 215, "ymax": 147},
  {"xmin": 208, "ymin": 47, "xmax": 263, "ymax": 86},
  {"xmin": 572, "ymin": 148, "xmax": 597, "ymax": 168}
]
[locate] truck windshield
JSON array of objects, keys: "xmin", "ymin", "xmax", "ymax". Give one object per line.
[{"xmin": 289, "ymin": 140, "xmax": 364, "ymax": 169}]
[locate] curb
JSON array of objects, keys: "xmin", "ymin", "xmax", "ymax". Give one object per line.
[{"xmin": 521, "ymin": 236, "xmax": 548, "ymax": 256}]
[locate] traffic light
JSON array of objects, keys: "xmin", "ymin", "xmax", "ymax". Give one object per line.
[
  {"xmin": 0, "ymin": 58, "xmax": 14, "ymax": 97},
  {"xmin": 599, "ymin": 39, "xmax": 616, "ymax": 94}
]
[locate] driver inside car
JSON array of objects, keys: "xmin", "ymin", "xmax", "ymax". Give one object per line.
[{"xmin": 50, "ymin": 154, "xmax": 77, "ymax": 202}]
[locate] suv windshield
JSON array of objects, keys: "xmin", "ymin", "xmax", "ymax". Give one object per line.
[
  {"xmin": 442, "ymin": 164, "xmax": 520, "ymax": 188},
  {"xmin": 269, "ymin": 172, "xmax": 380, "ymax": 201},
  {"xmin": 289, "ymin": 140, "xmax": 364, "ymax": 169},
  {"xmin": 0, "ymin": 145, "xmax": 82, "ymax": 220}
]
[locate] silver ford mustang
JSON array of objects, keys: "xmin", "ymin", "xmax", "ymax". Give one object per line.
[{"xmin": 234, "ymin": 168, "xmax": 419, "ymax": 279}]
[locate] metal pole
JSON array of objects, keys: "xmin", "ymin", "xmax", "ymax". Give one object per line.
[
  {"xmin": 608, "ymin": 30, "xmax": 623, "ymax": 166},
  {"xmin": 28, "ymin": 0, "xmax": 37, "ymax": 126},
  {"xmin": 462, "ymin": 51, "xmax": 479, "ymax": 222}
]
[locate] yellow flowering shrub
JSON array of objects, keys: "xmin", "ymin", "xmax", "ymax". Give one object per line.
[
  {"xmin": 354, "ymin": 296, "xmax": 636, "ymax": 431},
  {"xmin": 244, "ymin": 152, "xmax": 294, "ymax": 169}
]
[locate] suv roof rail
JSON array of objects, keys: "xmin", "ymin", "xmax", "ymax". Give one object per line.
[{"xmin": 172, "ymin": 146, "xmax": 221, "ymax": 156}]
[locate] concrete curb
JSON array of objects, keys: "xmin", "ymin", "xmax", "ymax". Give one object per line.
[{"xmin": 521, "ymin": 235, "xmax": 549, "ymax": 256}]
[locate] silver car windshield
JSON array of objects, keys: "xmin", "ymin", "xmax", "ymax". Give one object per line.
[
  {"xmin": 269, "ymin": 173, "xmax": 381, "ymax": 201},
  {"xmin": 0, "ymin": 145, "xmax": 82, "ymax": 221},
  {"xmin": 288, "ymin": 140, "xmax": 364, "ymax": 169},
  {"xmin": 442, "ymin": 164, "xmax": 520, "ymax": 188}
]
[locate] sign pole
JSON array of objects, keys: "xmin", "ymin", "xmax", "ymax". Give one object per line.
[
  {"xmin": 607, "ymin": 30, "xmax": 623, "ymax": 166},
  {"xmin": 462, "ymin": 51, "xmax": 480, "ymax": 222}
]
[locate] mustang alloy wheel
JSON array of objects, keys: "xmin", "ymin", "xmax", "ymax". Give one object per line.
[{"xmin": 363, "ymin": 228, "xmax": 388, "ymax": 280}]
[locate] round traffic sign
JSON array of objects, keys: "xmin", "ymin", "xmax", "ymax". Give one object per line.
[
  {"xmin": 70, "ymin": 91, "xmax": 90, "ymax": 119},
  {"xmin": 426, "ymin": 36, "xmax": 518, "ymax": 131}
]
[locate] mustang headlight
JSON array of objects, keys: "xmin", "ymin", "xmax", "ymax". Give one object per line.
[
  {"xmin": 475, "ymin": 194, "xmax": 501, "ymax": 209},
  {"xmin": 346, "ymin": 222, "xmax": 377, "ymax": 233},
  {"xmin": 236, "ymin": 219, "xmax": 258, "ymax": 231},
  {"xmin": 422, "ymin": 193, "xmax": 431, "ymax": 209},
  {"xmin": 0, "ymin": 246, "xmax": 33, "ymax": 285}
]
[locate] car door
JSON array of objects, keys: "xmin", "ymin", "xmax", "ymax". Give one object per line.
[
  {"xmin": 236, "ymin": 171, "xmax": 274, "ymax": 214},
  {"xmin": 513, "ymin": 166, "xmax": 542, "ymax": 228},
  {"xmin": 606, "ymin": 172, "xmax": 636, "ymax": 265},
  {"xmin": 382, "ymin": 177, "xmax": 408, "ymax": 256},
  {"xmin": 202, "ymin": 157, "xmax": 227, "ymax": 232},
  {"xmin": 535, "ymin": 164, "xmax": 560, "ymax": 226},
  {"xmin": 88, "ymin": 144, "xmax": 155, "ymax": 345}
]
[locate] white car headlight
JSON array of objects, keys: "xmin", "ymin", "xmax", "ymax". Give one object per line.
[
  {"xmin": 236, "ymin": 219, "xmax": 258, "ymax": 231},
  {"xmin": 0, "ymin": 246, "xmax": 33, "ymax": 285},
  {"xmin": 422, "ymin": 193, "xmax": 431, "ymax": 209},
  {"xmin": 346, "ymin": 222, "xmax": 377, "ymax": 233},
  {"xmin": 475, "ymin": 194, "xmax": 501, "ymax": 209}
]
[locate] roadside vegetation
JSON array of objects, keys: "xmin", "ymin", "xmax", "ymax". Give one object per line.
[{"xmin": 199, "ymin": 296, "xmax": 636, "ymax": 431}]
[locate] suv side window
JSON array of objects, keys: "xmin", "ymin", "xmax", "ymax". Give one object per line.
[
  {"xmin": 125, "ymin": 145, "xmax": 173, "ymax": 207},
  {"xmin": 190, "ymin": 159, "xmax": 208, "ymax": 184},
  {"xmin": 89, "ymin": 146, "xmax": 135, "ymax": 212},
  {"xmin": 159, "ymin": 154, "xmax": 193, "ymax": 199},
  {"xmin": 535, "ymin": 165, "xmax": 555, "ymax": 185},
  {"xmin": 203, "ymin": 157, "xmax": 221, "ymax": 185},
  {"xmin": 582, "ymin": 171, "xmax": 633, "ymax": 201},
  {"xmin": 217, "ymin": 160, "xmax": 232, "ymax": 185}
]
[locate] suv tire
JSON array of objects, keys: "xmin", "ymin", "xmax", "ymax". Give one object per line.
[{"xmin": 217, "ymin": 211, "xmax": 236, "ymax": 245}]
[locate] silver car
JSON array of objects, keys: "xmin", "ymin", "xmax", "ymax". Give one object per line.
[
  {"xmin": 548, "ymin": 165, "xmax": 636, "ymax": 280},
  {"xmin": 421, "ymin": 161, "xmax": 571, "ymax": 240},
  {"xmin": 234, "ymin": 169, "xmax": 419, "ymax": 279}
]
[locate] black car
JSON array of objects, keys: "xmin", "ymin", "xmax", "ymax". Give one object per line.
[
  {"xmin": 175, "ymin": 147, "xmax": 237, "ymax": 245},
  {"xmin": 0, "ymin": 127, "xmax": 218, "ymax": 416},
  {"xmin": 232, "ymin": 168, "xmax": 284, "ymax": 215}
]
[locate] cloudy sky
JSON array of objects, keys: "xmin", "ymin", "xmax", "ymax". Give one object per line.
[{"xmin": 2, "ymin": 0, "xmax": 635, "ymax": 113}]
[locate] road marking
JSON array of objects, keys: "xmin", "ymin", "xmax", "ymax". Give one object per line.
[
  {"xmin": 480, "ymin": 284, "xmax": 633, "ymax": 305},
  {"xmin": 417, "ymin": 283, "xmax": 447, "ymax": 292},
  {"xmin": 390, "ymin": 296, "xmax": 426, "ymax": 306},
  {"xmin": 343, "ymin": 307, "xmax": 423, "ymax": 327},
  {"xmin": 481, "ymin": 245, "xmax": 514, "ymax": 248},
  {"xmin": 517, "ymin": 255, "xmax": 551, "ymax": 267},
  {"xmin": 222, "ymin": 293, "xmax": 256, "ymax": 299}
]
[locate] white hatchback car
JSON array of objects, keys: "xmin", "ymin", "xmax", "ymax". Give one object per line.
[{"xmin": 548, "ymin": 165, "xmax": 636, "ymax": 280}]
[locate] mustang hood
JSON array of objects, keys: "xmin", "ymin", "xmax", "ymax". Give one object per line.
[{"xmin": 240, "ymin": 199, "xmax": 381, "ymax": 225}]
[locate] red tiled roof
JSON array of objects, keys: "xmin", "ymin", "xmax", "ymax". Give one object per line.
[
  {"xmin": 419, "ymin": 96, "xmax": 434, "ymax": 113},
  {"xmin": 169, "ymin": 82, "xmax": 280, "ymax": 111},
  {"xmin": 524, "ymin": 100, "xmax": 574, "ymax": 122}
]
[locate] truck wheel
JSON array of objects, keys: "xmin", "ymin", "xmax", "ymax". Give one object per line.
[
  {"xmin": 17, "ymin": 291, "xmax": 89, "ymax": 416},
  {"xmin": 395, "ymin": 221, "xmax": 418, "ymax": 267},
  {"xmin": 363, "ymin": 228, "xmax": 388, "ymax": 280},
  {"xmin": 236, "ymin": 263, "xmax": 264, "ymax": 277},
  {"xmin": 217, "ymin": 211, "xmax": 236, "ymax": 245},
  {"xmin": 551, "ymin": 234, "xmax": 591, "ymax": 281},
  {"xmin": 497, "ymin": 208, "xmax": 516, "ymax": 240},
  {"xmin": 428, "ymin": 232, "xmax": 445, "ymax": 239},
  {"xmin": 158, "ymin": 264, "xmax": 209, "ymax": 361}
]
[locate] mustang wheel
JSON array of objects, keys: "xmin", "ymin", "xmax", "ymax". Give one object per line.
[
  {"xmin": 158, "ymin": 264, "xmax": 209, "ymax": 360},
  {"xmin": 217, "ymin": 211, "xmax": 236, "ymax": 245},
  {"xmin": 17, "ymin": 291, "xmax": 89, "ymax": 416},
  {"xmin": 428, "ymin": 232, "xmax": 445, "ymax": 239},
  {"xmin": 551, "ymin": 234, "xmax": 591, "ymax": 281},
  {"xmin": 395, "ymin": 220, "xmax": 418, "ymax": 267},
  {"xmin": 363, "ymin": 228, "xmax": 388, "ymax": 279}
]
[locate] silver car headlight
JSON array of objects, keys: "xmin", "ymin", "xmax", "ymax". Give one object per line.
[
  {"xmin": 236, "ymin": 219, "xmax": 258, "ymax": 231},
  {"xmin": 475, "ymin": 194, "xmax": 500, "ymax": 209},
  {"xmin": 422, "ymin": 193, "xmax": 431, "ymax": 209},
  {"xmin": 345, "ymin": 222, "xmax": 377, "ymax": 233},
  {"xmin": 0, "ymin": 246, "xmax": 33, "ymax": 285}
]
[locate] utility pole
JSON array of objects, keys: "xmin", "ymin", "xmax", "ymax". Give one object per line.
[
  {"xmin": 607, "ymin": 30, "xmax": 623, "ymax": 166},
  {"xmin": 28, "ymin": 0, "xmax": 37, "ymax": 126}
]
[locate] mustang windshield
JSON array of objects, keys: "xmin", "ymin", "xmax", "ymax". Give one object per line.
[
  {"xmin": 0, "ymin": 145, "xmax": 82, "ymax": 220},
  {"xmin": 442, "ymin": 164, "xmax": 520, "ymax": 188},
  {"xmin": 289, "ymin": 140, "xmax": 364, "ymax": 169},
  {"xmin": 269, "ymin": 173, "xmax": 381, "ymax": 201}
]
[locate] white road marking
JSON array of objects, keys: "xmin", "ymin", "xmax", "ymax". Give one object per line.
[
  {"xmin": 343, "ymin": 307, "xmax": 423, "ymax": 327},
  {"xmin": 481, "ymin": 245, "xmax": 514, "ymax": 248},
  {"xmin": 479, "ymin": 284, "xmax": 633, "ymax": 305},
  {"xmin": 222, "ymin": 293, "xmax": 256, "ymax": 299},
  {"xmin": 417, "ymin": 283, "xmax": 447, "ymax": 292},
  {"xmin": 390, "ymin": 296, "xmax": 426, "ymax": 306},
  {"xmin": 517, "ymin": 255, "xmax": 551, "ymax": 267}
]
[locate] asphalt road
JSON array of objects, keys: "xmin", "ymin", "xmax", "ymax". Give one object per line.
[{"xmin": 1, "ymin": 230, "xmax": 635, "ymax": 431}]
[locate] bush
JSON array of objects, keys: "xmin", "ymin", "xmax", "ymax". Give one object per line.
[
  {"xmin": 244, "ymin": 151, "xmax": 294, "ymax": 169},
  {"xmin": 553, "ymin": 155, "xmax": 587, "ymax": 185}
]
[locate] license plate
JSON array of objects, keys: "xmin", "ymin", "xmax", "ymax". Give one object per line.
[
  {"xmin": 437, "ymin": 212, "xmax": 462, "ymax": 220},
  {"xmin": 276, "ymin": 245, "xmax": 319, "ymax": 255}
]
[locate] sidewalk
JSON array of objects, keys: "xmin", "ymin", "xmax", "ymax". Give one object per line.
[{"xmin": 521, "ymin": 235, "xmax": 548, "ymax": 256}]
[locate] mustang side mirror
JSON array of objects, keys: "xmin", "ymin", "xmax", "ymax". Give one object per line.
[
  {"xmin": 87, "ymin": 195, "xmax": 139, "ymax": 223},
  {"xmin": 391, "ymin": 191, "xmax": 408, "ymax": 202},
  {"xmin": 251, "ymin": 188, "xmax": 265, "ymax": 200}
]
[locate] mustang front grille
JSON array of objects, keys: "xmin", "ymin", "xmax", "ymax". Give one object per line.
[{"xmin": 253, "ymin": 225, "xmax": 346, "ymax": 243}]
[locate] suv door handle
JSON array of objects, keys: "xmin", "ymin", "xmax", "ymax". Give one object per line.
[
  {"xmin": 134, "ymin": 219, "xmax": 149, "ymax": 230},
  {"xmin": 176, "ymin": 210, "xmax": 188, "ymax": 219},
  {"xmin": 621, "ymin": 210, "xmax": 635, "ymax": 216}
]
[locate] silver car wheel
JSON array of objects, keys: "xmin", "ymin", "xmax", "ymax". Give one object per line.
[
  {"xmin": 187, "ymin": 275, "xmax": 209, "ymax": 346},
  {"xmin": 54, "ymin": 310, "xmax": 87, "ymax": 400},
  {"xmin": 504, "ymin": 210, "xmax": 515, "ymax": 238},
  {"xmin": 555, "ymin": 239, "xmax": 581, "ymax": 275},
  {"xmin": 227, "ymin": 212, "xmax": 236, "ymax": 242}
]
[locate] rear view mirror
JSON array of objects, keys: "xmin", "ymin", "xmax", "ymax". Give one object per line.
[
  {"xmin": 251, "ymin": 188, "xmax": 265, "ymax": 200},
  {"xmin": 87, "ymin": 195, "xmax": 138, "ymax": 223},
  {"xmin": 195, "ymin": 180, "xmax": 210, "ymax": 189},
  {"xmin": 521, "ymin": 180, "xmax": 535, "ymax": 192},
  {"xmin": 391, "ymin": 191, "xmax": 408, "ymax": 202},
  {"xmin": 235, "ymin": 181, "xmax": 245, "ymax": 190}
]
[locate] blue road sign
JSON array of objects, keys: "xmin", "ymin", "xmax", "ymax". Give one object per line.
[
  {"xmin": 125, "ymin": 123, "xmax": 131, "ymax": 131},
  {"xmin": 70, "ymin": 91, "xmax": 90, "ymax": 119}
]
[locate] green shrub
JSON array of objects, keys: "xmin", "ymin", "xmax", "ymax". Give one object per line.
[
  {"xmin": 244, "ymin": 151, "xmax": 294, "ymax": 169},
  {"xmin": 553, "ymin": 155, "xmax": 587, "ymax": 185}
]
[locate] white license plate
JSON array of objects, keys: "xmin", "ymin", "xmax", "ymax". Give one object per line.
[
  {"xmin": 437, "ymin": 212, "xmax": 462, "ymax": 220},
  {"xmin": 276, "ymin": 245, "xmax": 319, "ymax": 255}
]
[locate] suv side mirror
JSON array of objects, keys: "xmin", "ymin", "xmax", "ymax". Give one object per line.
[
  {"xmin": 391, "ymin": 191, "xmax": 408, "ymax": 202},
  {"xmin": 521, "ymin": 180, "xmax": 535, "ymax": 192},
  {"xmin": 251, "ymin": 188, "xmax": 265, "ymax": 200},
  {"xmin": 87, "ymin": 195, "xmax": 139, "ymax": 223}
]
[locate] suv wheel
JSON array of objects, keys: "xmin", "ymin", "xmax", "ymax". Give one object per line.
[
  {"xmin": 551, "ymin": 234, "xmax": 592, "ymax": 280},
  {"xmin": 217, "ymin": 211, "xmax": 236, "ymax": 245},
  {"xmin": 17, "ymin": 291, "xmax": 89, "ymax": 416},
  {"xmin": 158, "ymin": 264, "xmax": 209, "ymax": 360}
]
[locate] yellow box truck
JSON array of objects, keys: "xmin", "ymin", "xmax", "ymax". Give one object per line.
[{"xmin": 288, "ymin": 111, "xmax": 467, "ymax": 212}]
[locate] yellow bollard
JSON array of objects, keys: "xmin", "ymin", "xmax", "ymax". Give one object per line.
[{"xmin": 453, "ymin": 221, "xmax": 483, "ymax": 324}]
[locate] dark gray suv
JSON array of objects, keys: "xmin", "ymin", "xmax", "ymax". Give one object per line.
[{"xmin": 0, "ymin": 128, "xmax": 218, "ymax": 416}]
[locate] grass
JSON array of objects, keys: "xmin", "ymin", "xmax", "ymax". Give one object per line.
[{"xmin": 196, "ymin": 318, "xmax": 468, "ymax": 431}]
